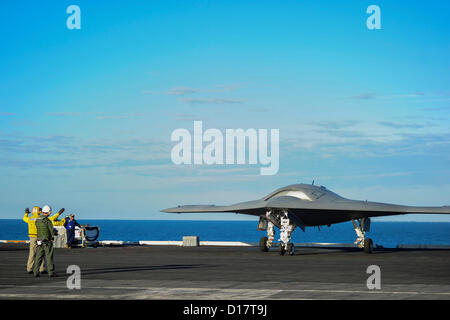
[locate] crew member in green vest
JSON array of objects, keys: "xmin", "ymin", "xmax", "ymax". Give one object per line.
[{"xmin": 33, "ymin": 205, "xmax": 57, "ymax": 277}]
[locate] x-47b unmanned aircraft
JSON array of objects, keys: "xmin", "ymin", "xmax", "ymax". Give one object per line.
[{"xmin": 162, "ymin": 184, "xmax": 450, "ymax": 255}]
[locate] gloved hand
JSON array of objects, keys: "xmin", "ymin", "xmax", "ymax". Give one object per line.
[
  {"xmin": 25, "ymin": 208, "xmax": 30, "ymax": 214},
  {"xmin": 58, "ymin": 208, "xmax": 65, "ymax": 214}
]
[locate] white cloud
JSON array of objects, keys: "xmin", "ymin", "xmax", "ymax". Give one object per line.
[
  {"xmin": 166, "ymin": 87, "xmax": 198, "ymax": 96},
  {"xmin": 180, "ymin": 98, "xmax": 244, "ymax": 104}
]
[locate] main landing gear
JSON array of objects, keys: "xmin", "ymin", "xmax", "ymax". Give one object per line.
[
  {"xmin": 352, "ymin": 218, "xmax": 374, "ymax": 254},
  {"xmin": 258, "ymin": 215, "xmax": 275, "ymax": 252},
  {"xmin": 258, "ymin": 210, "xmax": 296, "ymax": 256},
  {"xmin": 258, "ymin": 212, "xmax": 375, "ymax": 255}
]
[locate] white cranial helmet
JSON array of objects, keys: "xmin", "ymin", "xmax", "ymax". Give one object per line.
[{"xmin": 42, "ymin": 205, "xmax": 52, "ymax": 214}]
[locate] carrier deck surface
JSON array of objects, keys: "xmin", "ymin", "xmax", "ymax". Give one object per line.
[{"xmin": 0, "ymin": 244, "xmax": 449, "ymax": 300}]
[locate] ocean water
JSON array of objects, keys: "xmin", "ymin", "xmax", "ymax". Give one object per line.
[{"xmin": 2, "ymin": 219, "xmax": 450, "ymax": 248}]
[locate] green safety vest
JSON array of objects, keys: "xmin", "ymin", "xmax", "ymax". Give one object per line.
[{"xmin": 35, "ymin": 216, "xmax": 54, "ymax": 241}]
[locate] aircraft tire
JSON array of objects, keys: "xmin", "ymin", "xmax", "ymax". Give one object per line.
[
  {"xmin": 260, "ymin": 237, "xmax": 269, "ymax": 252},
  {"xmin": 364, "ymin": 238, "xmax": 374, "ymax": 254},
  {"xmin": 287, "ymin": 243, "xmax": 294, "ymax": 256}
]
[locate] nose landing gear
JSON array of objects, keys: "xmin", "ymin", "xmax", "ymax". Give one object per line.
[
  {"xmin": 280, "ymin": 242, "xmax": 295, "ymax": 256},
  {"xmin": 259, "ymin": 210, "xmax": 296, "ymax": 256}
]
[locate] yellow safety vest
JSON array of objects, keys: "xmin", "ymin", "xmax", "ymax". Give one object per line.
[
  {"xmin": 52, "ymin": 218, "xmax": 66, "ymax": 226},
  {"xmin": 23, "ymin": 211, "xmax": 62, "ymax": 238}
]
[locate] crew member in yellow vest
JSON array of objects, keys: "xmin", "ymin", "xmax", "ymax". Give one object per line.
[
  {"xmin": 23, "ymin": 205, "xmax": 65, "ymax": 274},
  {"xmin": 52, "ymin": 216, "xmax": 66, "ymax": 226}
]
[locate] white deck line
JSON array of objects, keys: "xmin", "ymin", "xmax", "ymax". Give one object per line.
[
  {"xmin": 138, "ymin": 241, "xmax": 183, "ymax": 246},
  {"xmin": 200, "ymin": 241, "xmax": 255, "ymax": 246},
  {"xmin": 136, "ymin": 241, "xmax": 354, "ymax": 247}
]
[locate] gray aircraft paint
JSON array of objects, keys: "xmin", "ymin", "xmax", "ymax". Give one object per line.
[{"xmin": 162, "ymin": 184, "xmax": 450, "ymax": 227}]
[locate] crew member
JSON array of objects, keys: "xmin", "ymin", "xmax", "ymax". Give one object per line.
[
  {"xmin": 23, "ymin": 207, "xmax": 45, "ymax": 274},
  {"xmin": 33, "ymin": 207, "xmax": 57, "ymax": 277},
  {"xmin": 24, "ymin": 205, "xmax": 64, "ymax": 274},
  {"xmin": 47, "ymin": 206, "xmax": 65, "ymax": 225},
  {"xmin": 52, "ymin": 215, "xmax": 66, "ymax": 227},
  {"xmin": 64, "ymin": 213, "xmax": 81, "ymax": 248}
]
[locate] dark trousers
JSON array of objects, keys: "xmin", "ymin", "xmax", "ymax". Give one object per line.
[
  {"xmin": 66, "ymin": 230, "xmax": 75, "ymax": 247},
  {"xmin": 33, "ymin": 242, "xmax": 54, "ymax": 276}
]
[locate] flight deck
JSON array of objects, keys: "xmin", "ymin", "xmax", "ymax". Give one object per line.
[{"xmin": 0, "ymin": 243, "xmax": 449, "ymax": 300}]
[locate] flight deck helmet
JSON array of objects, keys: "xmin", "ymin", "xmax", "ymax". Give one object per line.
[{"xmin": 42, "ymin": 205, "xmax": 52, "ymax": 214}]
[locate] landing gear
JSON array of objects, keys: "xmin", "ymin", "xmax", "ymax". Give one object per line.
[
  {"xmin": 279, "ymin": 210, "xmax": 295, "ymax": 256},
  {"xmin": 259, "ymin": 209, "xmax": 296, "ymax": 255},
  {"xmin": 287, "ymin": 243, "xmax": 295, "ymax": 256},
  {"xmin": 258, "ymin": 218, "xmax": 275, "ymax": 252},
  {"xmin": 352, "ymin": 218, "xmax": 374, "ymax": 254},
  {"xmin": 259, "ymin": 237, "xmax": 269, "ymax": 252},
  {"xmin": 279, "ymin": 241, "xmax": 294, "ymax": 256},
  {"xmin": 364, "ymin": 238, "xmax": 374, "ymax": 254}
]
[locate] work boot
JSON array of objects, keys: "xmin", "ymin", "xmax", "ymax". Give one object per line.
[{"xmin": 40, "ymin": 270, "xmax": 48, "ymax": 275}]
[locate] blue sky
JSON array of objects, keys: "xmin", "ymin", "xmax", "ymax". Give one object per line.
[{"xmin": 0, "ymin": 1, "xmax": 449, "ymax": 222}]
